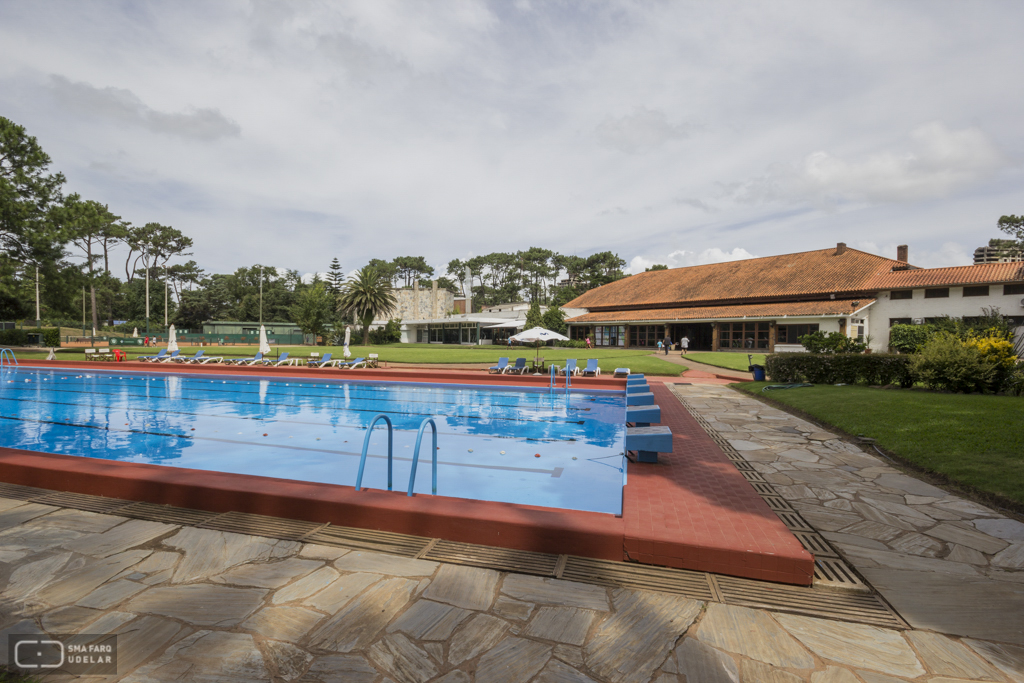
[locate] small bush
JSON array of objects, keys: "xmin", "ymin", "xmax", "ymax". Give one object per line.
[
  {"xmin": 766, "ymin": 353, "xmax": 913, "ymax": 386},
  {"xmin": 1004, "ymin": 365, "xmax": 1024, "ymax": 397},
  {"xmin": 368, "ymin": 319, "xmax": 402, "ymax": 345},
  {"xmin": 556, "ymin": 339, "xmax": 587, "ymax": 348},
  {"xmin": 0, "ymin": 329, "xmax": 30, "ymax": 346},
  {"xmin": 41, "ymin": 328, "xmax": 60, "ymax": 347},
  {"xmin": 799, "ymin": 330, "xmax": 867, "ymax": 354},
  {"xmin": 910, "ymin": 333, "xmax": 995, "ymax": 393},
  {"xmin": 888, "ymin": 324, "xmax": 934, "ymax": 353}
]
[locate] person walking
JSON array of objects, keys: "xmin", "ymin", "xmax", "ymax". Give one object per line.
[
  {"xmin": 664, "ymin": 337, "xmax": 671, "ymax": 355},
  {"xmin": 657, "ymin": 339, "xmax": 663, "ymax": 353},
  {"xmin": 680, "ymin": 335, "xmax": 690, "ymax": 355},
  {"xmin": 585, "ymin": 336, "xmax": 592, "ymax": 349}
]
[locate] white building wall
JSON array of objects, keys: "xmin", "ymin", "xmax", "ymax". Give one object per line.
[{"xmin": 869, "ymin": 285, "xmax": 1024, "ymax": 351}]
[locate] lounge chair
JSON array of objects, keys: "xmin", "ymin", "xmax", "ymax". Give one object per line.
[
  {"xmin": 138, "ymin": 349, "xmax": 167, "ymax": 363},
  {"xmin": 307, "ymin": 352, "xmax": 334, "ymax": 368},
  {"xmin": 263, "ymin": 352, "xmax": 296, "ymax": 367},
  {"xmin": 560, "ymin": 359, "xmax": 579, "ymax": 376},
  {"xmin": 488, "ymin": 357, "xmax": 509, "ymax": 374},
  {"xmin": 195, "ymin": 352, "xmax": 223, "ymax": 364},
  {"xmin": 84, "ymin": 348, "xmax": 98, "ymax": 360},
  {"xmin": 173, "ymin": 350, "xmax": 204, "ymax": 363},
  {"xmin": 337, "ymin": 357, "xmax": 366, "ymax": 369},
  {"xmin": 157, "ymin": 350, "xmax": 181, "ymax": 363},
  {"xmin": 581, "ymin": 359, "xmax": 601, "ymax": 377},
  {"xmin": 507, "ymin": 358, "xmax": 527, "ymax": 375},
  {"xmin": 229, "ymin": 352, "xmax": 263, "ymax": 366}
]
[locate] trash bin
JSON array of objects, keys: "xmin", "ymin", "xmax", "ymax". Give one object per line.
[{"xmin": 749, "ymin": 364, "xmax": 766, "ymax": 381}]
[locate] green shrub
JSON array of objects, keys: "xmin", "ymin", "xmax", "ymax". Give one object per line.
[
  {"xmin": 556, "ymin": 339, "xmax": 587, "ymax": 348},
  {"xmin": 1004, "ymin": 364, "xmax": 1024, "ymax": 397},
  {"xmin": 888, "ymin": 323, "xmax": 935, "ymax": 353},
  {"xmin": 0, "ymin": 329, "xmax": 30, "ymax": 346},
  {"xmin": 368, "ymin": 319, "xmax": 402, "ymax": 345},
  {"xmin": 910, "ymin": 333, "xmax": 995, "ymax": 393},
  {"xmin": 766, "ymin": 353, "xmax": 914, "ymax": 387},
  {"xmin": 41, "ymin": 328, "xmax": 60, "ymax": 347},
  {"xmin": 799, "ymin": 330, "xmax": 867, "ymax": 354}
]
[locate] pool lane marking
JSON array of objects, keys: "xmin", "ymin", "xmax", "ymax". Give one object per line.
[
  {"xmin": 0, "ymin": 414, "xmax": 565, "ymax": 477},
  {"xmin": 2, "ymin": 384, "xmax": 587, "ymax": 426}
]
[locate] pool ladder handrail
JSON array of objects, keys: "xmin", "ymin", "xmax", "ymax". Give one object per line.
[
  {"xmin": 355, "ymin": 414, "xmax": 394, "ymax": 492},
  {"xmin": 407, "ymin": 417, "xmax": 438, "ymax": 496},
  {"xmin": 0, "ymin": 348, "xmax": 16, "ymax": 368}
]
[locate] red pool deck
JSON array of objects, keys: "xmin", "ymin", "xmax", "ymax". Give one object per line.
[{"xmin": 0, "ymin": 362, "xmax": 813, "ymax": 585}]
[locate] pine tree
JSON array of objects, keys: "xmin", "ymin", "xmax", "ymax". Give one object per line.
[{"xmin": 327, "ymin": 258, "xmax": 343, "ymax": 293}]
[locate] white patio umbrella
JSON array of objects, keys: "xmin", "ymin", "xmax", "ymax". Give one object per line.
[
  {"xmin": 343, "ymin": 326, "xmax": 352, "ymax": 359},
  {"xmin": 509, "ymin": 327, "xmax": 569, "ymax": 364},
  {"xmin": 167, "ymin": 325, "xmax": 179, "ymax": 353},
  {"xmin": 132, "ymin": 328, "xmax": 138, "ymax": 338},
  {"xmin": 258, "ymin": 325, "xmax": 271, "ymax": 356}
]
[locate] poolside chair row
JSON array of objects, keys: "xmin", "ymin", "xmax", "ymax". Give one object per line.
[
  {"xmin": 83, "ymin": 348, "xmax": 116, "ymax": 361},
  {"xmin": 486, "ymin": 357, "xmax": 601, "ymax": 376}
]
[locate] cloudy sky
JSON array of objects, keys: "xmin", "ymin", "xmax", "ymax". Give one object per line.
[{"xmin": 2, "ymin": 1, "xmax": 1022, "ymax": 281}]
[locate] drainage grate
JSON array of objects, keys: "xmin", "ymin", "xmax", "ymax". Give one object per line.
[
  {"xmin": 561, "ymin": 556, "xmax": 716, "ymax": 602},
  {"xmin": 731, "ymin": 460, "xmax": 756, "ymax": 471},
  {"xmin": 420, "ymin": 540, "xmax": 559, "ymax": 577},
  {"xmin": 814, "ymin": 557, "xmax": 869, "ymax": 591},
  {"xmin": 30, "ymin": 491, "xmax": 133, "ymax": 514},
  {"xmin": 305, "ymin": 525, "xmax": 432, "ymax": 557},
  {"xmin": 712, "ymin": 575, "xmax": 904, "ymax": 629},
  {"xmin": 748, "ymin": 482, "xmax": 778, "ymax": 496},
  {"xmin": 760, "ymin": 496, "xmax": 796, "ymax": 512},
  {"xmin": 774, "ymin": 510, "xmax": 815, "ymax": 532},
  {"xmin": 740, "ymin": 470, "xmax": 767, "ymax": 483},
  {"xmin": 198, "ymin": 511, "xmax": 326, "ymax": 541},
  {"xmin": 793, "ymin": 531, "xmax": 839, "ymax": 558},
  {"xmin": 0, "ymin": 482, "xmax": 51, "ymax": 501},
  {"xmin": 118, "ymin": 502, "xmax": 219, "ymax": 526}
]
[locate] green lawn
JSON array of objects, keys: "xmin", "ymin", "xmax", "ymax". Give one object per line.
[
  {"xmin": 686, "ymin": 352, "xmax": 764, "ymax": 372},
  {"xmin": 17, "ymin": 344, "xmax": 684, "ymax": 376},
  {"xmin": 736, "ymin": 382, "xmax": 1024, "ymax": 506}
]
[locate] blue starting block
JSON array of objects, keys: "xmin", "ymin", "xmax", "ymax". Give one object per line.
[
  {"xmin": 626, "ymin": 425, "xmax": 673, "ymax": 463},
  {"xmin": 626, "ymin": 392, "xmax": 654, "ymax": 406},
  {"xmin": 626, "ymin": 374, "xmax": 646, "ymax": 383},
  {"xmin": 626, "ymin": 383, "xmax": 649, "ymax": 394},
  {"xmin": 626, "ymin": 405, "xmax": 660, "ymax": 426}
]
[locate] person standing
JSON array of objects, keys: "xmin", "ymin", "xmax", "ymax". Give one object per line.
[
  {"xmin": 657, "ymin": 339, "xmax": 663, "ymax": 353},
  {"xmin": 585, "ymin": 336, "xmax": 592, "ymax": 349},
  {"xmin": 664, "ymin": 337, "xmax": 671, "ymax": 355},
  {"xmin": 680, "ymin": 335, "xmax": 690, "ymax": 355}
]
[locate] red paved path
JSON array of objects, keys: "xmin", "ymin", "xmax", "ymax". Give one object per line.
[{"xmin": 623, "ymin": 381, "xmax": 813, "ymax": 584}]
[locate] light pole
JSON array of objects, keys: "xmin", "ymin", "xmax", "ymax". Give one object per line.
[
  {"xmin": 145, "ymin": 249, "xmax": 150, "ymax": 337},
  {"xmin": 35, "ymin": 266, "xmax": 40, "ymax": 328},
  {"xmin": 259, "ymin": 265, "xmax": 263, "ymax": 326},
  {"xmin": 164, "ymin": 264, "xmax": 168, "ymax": 328}
]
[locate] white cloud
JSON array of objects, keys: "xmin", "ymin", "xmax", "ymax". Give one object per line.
[
  {"xmin": 628, "ymin": 247, "xmax": 756, "ymax": 274},
  {"xmin": 731, "ymin": 123, "xmax": 1006, "ymax": 206},
  {"xmin": 595, "ymin": 107, "xmax": 694, "ymax": 154},
  {"xmin": 48, "ymin": 75, "xmax": 241, "ymax": 141}
]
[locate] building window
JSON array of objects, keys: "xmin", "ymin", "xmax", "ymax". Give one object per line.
[
  {"xmin": 857, "ymin": 325, "xmax": 865, "ymax": 341},
  {"xmin": 570, "ymin": 326, "xmax": 590, "ymax": 341},
  {"xmin": 595, "ymin": 325, "xmax": 625, "ymax": 347},
  {"xmin": 718, "ymin": 322, "xmax": 770, "ymax": 349},
  {"xmin": 924, "ymin": 288, "xmax": 949, "ymax": 299},
  {"xmin": 1004, "ymin": 283, "xmax": 1024, "ymax": 295},
  {"xmin": 963, "ymin": 285, "xmax": 989, "ymax": 297},
  {"xmin": 775, "ymin": 323, "xmax": 819, "ymax": 344},
  {"xmin": 889, "ymin": 318, "xmax": 912, "ymax": 326},
  {"xmin": 628, "ymin": 325, "xmax": 661, "ymax": 347},
  {"xmin": 890, "ymin": 290, "xmax": 913, "ymax": 300}
]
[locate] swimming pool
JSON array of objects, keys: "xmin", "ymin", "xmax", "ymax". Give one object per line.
[{"xmin": 0, "ymin": 367, "xmax": 627, "ymax": 514}]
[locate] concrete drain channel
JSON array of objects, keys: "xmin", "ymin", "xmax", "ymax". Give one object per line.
[{"xmin": 0, "ymin": 477, "xmax": 906, "ymax": 629}]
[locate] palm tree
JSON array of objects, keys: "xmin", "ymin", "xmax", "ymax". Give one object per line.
[{"xmin": 337, "ymin": 266, "xmax": 398, "ymax": 344}]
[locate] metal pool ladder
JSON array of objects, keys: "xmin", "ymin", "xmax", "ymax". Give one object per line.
[
  {"xmin": 355, "ymin": 414, "xmax": 439, "ymax": 496},
  {"xmin": 0, "ymin": 348, "xmax": 16, "ymax": 368},
  {"xmin": 549, "ymin": 365, "xmax": 571, "ymax": 397}
]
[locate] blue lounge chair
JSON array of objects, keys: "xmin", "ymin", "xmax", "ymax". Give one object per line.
[
  {"xmin": 138, "ymin": 349, "xmax": 167, "ymax": 363},
  {"xmin": 196, "ymin": 351, "xmax": 224, "ymax": 364},
  {"xmin": 581, "ymin": 359, "xmax": 600, "ymax": 377},
  {"xmin": 560, "ymin": 359, "xmax": 579, "ymax": 376},
  {"xmin": 173, "ymin": 350, "xmax": 203, "ymax": 363},
  {"xmin": 157, "ymin": 350, "xmax": 180, "ymax": 363},
  {"xmin": 307, "ymin": 352, "xmax": 334, "ymax": 368},
  {"xmin": 263, "ymin": 352, "xmax": 294, "ymax": 367},
  {"xmin": 507, "ymin": 358, "xmax": 527, "ymax": 375},
  {"xmin": 489, "ymin": 357, "xmax": 509, "ymax": 374},
  {"xmin": 337, "ymin": 357, "xmax": 366, "ymax": 369},
  {"xmin": 229, "ymin": 352, "xmax": 263, "ymax": 366}
]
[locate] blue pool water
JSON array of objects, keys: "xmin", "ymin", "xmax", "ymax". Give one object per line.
[{"xmin": 0, "ymin": 367, "xmax": 627, "ymax": 514}]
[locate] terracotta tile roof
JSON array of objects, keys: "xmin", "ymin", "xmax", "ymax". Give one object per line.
[
  {"xmin": 566, "ymin": 299, "xmax": 875, "ymax": 323},
  {"xmin": 864, "ymin": 261, "xmax": 1024, "ymax": 289},
  {"xmin": 564, "ymin": 247, "xmax": 901, "ymax": 309}
]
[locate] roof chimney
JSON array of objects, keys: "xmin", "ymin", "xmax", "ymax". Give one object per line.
[
  {"xmin": 897, "ymin": 244, "xmax": 908, "ymax": 263},
  {"xmin": 835, "ymin": 242, "xmax": 847, "ymax": 255}
]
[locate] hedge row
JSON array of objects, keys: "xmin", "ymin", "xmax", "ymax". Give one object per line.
[
  {"xmin": 765, "ymin": 353, "xmax": 914, "ymax": 387},
  {"xmin": 0, "ymin": 328, "xmax": 61, "ymax": 347}
]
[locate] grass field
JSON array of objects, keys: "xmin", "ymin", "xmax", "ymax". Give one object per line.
[
  {"xmin": 16, "ymin": 343, "xmax": 685, "ymax": 376},
  {"xmin": 736, "ymin": 382, "xmax": 1024, "ymax": 506},
  {"xmin": 685, "ymin": 352, "xmax": 764, "ymax": 372}
]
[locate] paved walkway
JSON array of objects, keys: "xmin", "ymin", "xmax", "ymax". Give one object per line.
[{"xmin": 1, "ymin": 383, "xmax": 1023, "ymax": 681}]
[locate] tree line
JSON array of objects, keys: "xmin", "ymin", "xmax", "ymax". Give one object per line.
[{"xmin": 1, "ymin": 116, "xmax": 629, "ymax": 338}]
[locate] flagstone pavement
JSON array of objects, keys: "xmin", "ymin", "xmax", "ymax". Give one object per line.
[{"xmin": 2, "ymin": 385, "xmax": 1023, "ymax": 681}]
